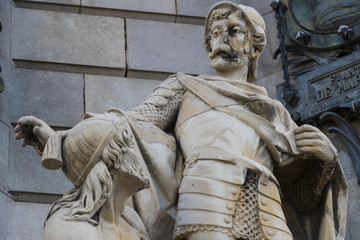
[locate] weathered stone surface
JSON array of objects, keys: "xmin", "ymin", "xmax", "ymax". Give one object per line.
[
  {"xmin": 346, "ymin": 177, "xmax": 360, "ymax": 240},
  {"xmin": 0, "ymin": 192, "xmax": 8, "ymax": 240},
  {"xmin": 176, "ymin": 0, "xmax": 240, "ymax": 18},
  {"xmin": 11, "ymin": 7, "xmax": 125, "ymax": 70},
  {"xmin": 85, "ymin": 75, "xmax": 162, "ymax": 113},
  {"xmin": 127, "ymin": 19, "xmax": 215, "ymax": 78},
  {"xmin": 10, "ymin": 69, "xmax": 83, "ymax": 127},
  {"xmin": 345, "ymin": 223, "xmax": 350, "ymax": 240},
  {"xmin": 254, "ymin": 70, "xmax": 283, "ymax": 99},
  {"xmin": 240, "ymin": 0, "xmax": 274, "ymax": 16},
  {"xmin": 0, "ymin": 0, "xmax": 12, "ymax": 60},
  {"xmin": 0, "ymin": 121, "xmax": 9, "ymax": 193},
  {"xmin": 0, "ymin": 56, "xmax": 13, "ymax": 124},
  {"xmin": 82, "ymin": 0, "xmax": 175, "ymax": 15},
  {"xmin": 81, "ymin": 8, "xmax": 175, "ymax": 23},
  {"xmin": 21, "ymin": 0, "xmax": 80, "ymax": 5},
  {"xmin": 176, "ymin": 0, "xmax": 272, "ymax": 18},
  {"xmin": 7, "ymin": 201, "xmax": 51, "ymax": 240},
  {"xmin": 256, "ymin": 12, "xmax": 282, "ymax": 80},
  {"xmin": 8, "ymin": 136, "xmax": 73, "ymax": 195},
  {"xmin": 325, "ymin": 129, "xmax": 358, "ymax": 181}
]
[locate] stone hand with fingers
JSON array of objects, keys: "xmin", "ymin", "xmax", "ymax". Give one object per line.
[
  {"xmin": 14, "ymin": 116, "xmax": 55, "ymax": 154},
  {"xmin": 295, "ymin": 124, "xmax": 337, "ymax": 164}
]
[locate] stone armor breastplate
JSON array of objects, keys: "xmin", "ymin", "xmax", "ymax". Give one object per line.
[{"xmin": 174, "ymin": 98, "xmax": 292, "ymax": 239}]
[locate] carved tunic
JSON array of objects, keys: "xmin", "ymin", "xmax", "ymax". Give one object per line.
[{"xmin": 132, "ymin": 73, "xmax": 336, "ymax": 240}]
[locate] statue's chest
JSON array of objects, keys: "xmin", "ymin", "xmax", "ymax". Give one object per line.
[{"xmin": 176, "ymin": 105, "xmax": 263, "ymax": 161}]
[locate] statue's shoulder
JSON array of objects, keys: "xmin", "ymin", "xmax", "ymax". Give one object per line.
[
  {"xmin": 42, "ymin": 209, "xmax": 98, "ymax": 240},
  {"xmin": 155, "ymin": 72, "xmax": 187, "ymax": 90}
]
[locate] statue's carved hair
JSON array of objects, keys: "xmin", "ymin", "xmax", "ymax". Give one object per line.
[
  {"xmin": 207, "ymin": 7, "xmax": 242, "ymax": 29},
  {"xmin": 45, "ymin": 122, "xmax": 135, "ymax": 226}
]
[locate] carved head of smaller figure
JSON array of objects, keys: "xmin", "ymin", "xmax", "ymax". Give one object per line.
[
  {"xmin": 43, "ymin": 112, "xmax": 150, "ymax": 225},
  {"xmin": 42, "ymin": 112, "xmax": 149, "ymax": 191},
  {"xmin": 62, "ymin": 112, "xmax": 149, "ymax": 191},
  {"xmin": 204, "ymin": 2, "xmax": 266, "ymax": 82}
]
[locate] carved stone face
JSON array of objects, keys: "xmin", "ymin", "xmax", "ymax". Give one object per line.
[{"xmin": 209, "ymin": 11, "xmax": 253, "ymax": 71}]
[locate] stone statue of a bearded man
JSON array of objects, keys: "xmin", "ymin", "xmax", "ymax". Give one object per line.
[{"xmin": 14, "ymin": 2, "xmax": 347, "ymax": 240}]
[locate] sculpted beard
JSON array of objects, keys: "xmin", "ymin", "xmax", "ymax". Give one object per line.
[{"xmin": 209, "ymin": 44, "xmax": 249, "ymax": 71}]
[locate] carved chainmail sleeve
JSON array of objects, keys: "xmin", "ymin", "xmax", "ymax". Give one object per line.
[
  {"xmin": 290, "ymin": 156, "xmax": 338, "ymax": 212},
  {"xmin": 132, "ymin": 74, "xmax": 186, "ymax": 131}
]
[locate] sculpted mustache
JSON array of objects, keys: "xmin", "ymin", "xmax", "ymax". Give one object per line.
[{"xmin": 209, "ymin": 45, "xmax": 239, "ymax": 59}]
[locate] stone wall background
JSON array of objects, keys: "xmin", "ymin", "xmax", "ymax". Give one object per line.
[{"xmin": 0, "ymin": 0, "xmax": 358, "ymax": 239}]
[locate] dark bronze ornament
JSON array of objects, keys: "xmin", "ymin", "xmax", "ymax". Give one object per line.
[
  {"xmin": 277, "ymin": 51, "xmax": 360, "ymax": 122},
  {"xmin": 282, "ymin": 0, "xmax": 360, "ymax": 49},
  {"xmin": 275, "ymin": 1, "xmax": 360, "ymax": 183},
  {"xmin": 320, "ymin": 112, "xmax": 360, "ymax": 183},
  {"xmin": 337, "ymin": 25, "xmax": 355, "ymax": 40},
  {"xmin": 271, "ymin": 1, "xmax": 299, "ymax": 107},
  {"xmin": 295, "ymin": 31, "xmax": 311, "ymax": 46},
  {"xmin": 274, "ymin": 0, "xmax": 360, "ymax": 116}
]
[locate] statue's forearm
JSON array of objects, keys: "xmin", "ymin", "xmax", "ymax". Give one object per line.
[{"xmin": 291, "ymin": 157, "xmax": 337, "ymax": 212}]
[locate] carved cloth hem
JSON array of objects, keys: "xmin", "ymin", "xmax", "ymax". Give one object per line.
[{"xmin": 173, "ymin": 173, "xmax": 265, "ymax": 240}]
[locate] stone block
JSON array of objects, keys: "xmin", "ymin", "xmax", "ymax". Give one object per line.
[
  {"xmin": 176, "ymin": 0, "xmax": 272, "ymax": 18},
  {"xmin": 346, "ymin": 177, "xmax": 360, "ymax": 239},
  {"xmin": 7, "ymin": 201, "xmax": 51, "ymax": 240},
  {"xmin": 81, "ymin": 7, "xmax": 175, "ymax": 23},
  {"xmin": 345, "ymin": 221, "xmax": 351, "ymax": 240},
  {"xmin": 10, "ymin": 68, "xmax": 84, "ymax": 127},
  {"xmin": 254, "ymin": 70, "xmax": 283, "ymax": 99},
  {"xmin": 326, "ymin": 132, "xmax": 358, "ymax": 181},
  {"xmin": 240, "ymin": 0, "xmax": 274, "ymax": 16},
  {"xmin": 11, "ymin": 7, "xmax": 125, "ymax": 71},
  {"xmin": 21, "ymin": 0, "xmax": 80, "ymax": 5},
  {"xmin": 82, "ymin": 0, "xmax": 175, "ymax": 15},
  {"xmin": 0, "ymin": 56, "xmax": 13, "ymax": 124},
  {"xmin": 176, "ymin": 0, "xmax": 240, "ymax": 18},
  {"xmin": 127, "ymin": 19, "xmax": 215, "ymax": 78},
  {"xmin": 0, "ymin": 122, "xmax": 9, "ymax": 193},
  {"xmin": 85, "ymin": 75, "xmax": 162, "ymax": 113},
  {"xmin": 256, "ymin": 12, "xmax": 282, "ymax": 80},
  {"xmin": 0, "ymin": 192, "xmax": 8, "ymax": 240},
  {"xmin": 8, "ymin": 136, "xmax": 73, "ymax": 195},
  {"xmin": 0, "ymin": 0, "xmax": 12, "ymax": 60}
]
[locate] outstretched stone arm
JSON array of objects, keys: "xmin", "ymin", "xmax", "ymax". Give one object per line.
[
  {"xmin": 14, "ymin": 116, "xmax": 55, "ymax": 155},
  {"xmin": 131, "ymin": 74, "xmax": 186, "ymax": 131},
  {"xmin": 291, "ymin": 124, "xmax": 338, "ymax": 212}
]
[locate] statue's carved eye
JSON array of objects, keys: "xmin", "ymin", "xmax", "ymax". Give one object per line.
[
  {"xmin": 232, "ymin": 27, "xmax": 241, "ymax": 34},
  {"xmin": 229, "ymin": 26, "xmax": 242, "ymax": 36},
  {"xmin": 212, "ymin": 29, "xmax": 221, "ymax": 38}
]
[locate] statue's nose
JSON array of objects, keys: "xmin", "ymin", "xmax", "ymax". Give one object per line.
[{"xmin": 219, "ymin": 32, "xmax": 229, "ymax": 44}]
